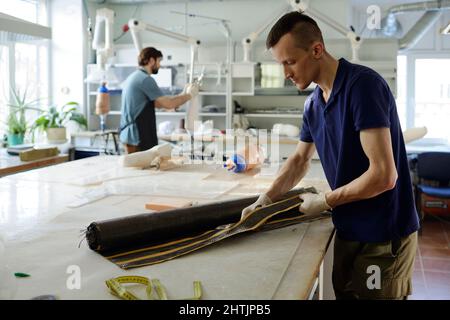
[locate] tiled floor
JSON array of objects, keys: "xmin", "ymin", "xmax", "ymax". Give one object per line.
[{"xmin": 410, "ymin": 215, "xmax": 450, "ymax": 300}]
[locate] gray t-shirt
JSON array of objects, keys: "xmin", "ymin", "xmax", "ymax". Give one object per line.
[{"xmin": 119, "ymin": 68, "xmax": 163, "ymax": 145}]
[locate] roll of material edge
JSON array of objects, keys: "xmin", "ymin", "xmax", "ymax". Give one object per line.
[
  {"xmin": 403, "ymin": 126, "xmax": 427, "ymax": 144},
  {"xmin": 85, "ymin": 187, "xmax": 322, "ymax": 268},
  {"xmin": 118, "ymin": 143, "xmax": 172, "ymax": 168}
]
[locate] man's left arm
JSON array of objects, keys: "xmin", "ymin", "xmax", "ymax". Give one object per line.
[
  {"xmin": 154, "ymin": 94, "xmax": 191, "ymax": 110},
  {"xmin": 325, "ymin": 127, "xmax": 398, "ymax": 208}
]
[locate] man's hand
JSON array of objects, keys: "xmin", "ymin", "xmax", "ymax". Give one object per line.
[
  {"xmin": 298, "ymin": 192, "xmax": 331, "ymax": 215},
  {"xmin": 184, "ymin": 83, "xmax": 199, "ymax": 98},
  {"xmin": 241, "ymin": 193, "xmax": 272, "ymax": 220}
]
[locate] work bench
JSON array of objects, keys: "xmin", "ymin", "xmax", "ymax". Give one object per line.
[{"xmin": 0, "ymin": 155, "xmax": 334, "ymax": 300}]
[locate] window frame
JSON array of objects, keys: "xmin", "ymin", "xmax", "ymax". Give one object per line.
[
  {"xmin": 402, "ymin": 52, "xmax": 450, "ymax": 142},
  {"xmin": 0, "ymin": 0, "xmax": 50, "ymax": 138}
]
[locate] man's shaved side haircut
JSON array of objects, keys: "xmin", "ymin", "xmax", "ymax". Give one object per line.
[{"xmin": 266, "ymin": 11, "xmax": 324, "ymax": 50}]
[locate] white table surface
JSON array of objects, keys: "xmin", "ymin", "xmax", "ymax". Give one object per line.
[{"xmin": 0, "ymin": 155, "xmax": 333, "ymax": 300}]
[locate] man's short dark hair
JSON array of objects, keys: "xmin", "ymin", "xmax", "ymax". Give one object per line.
[
  {"xmin": 266, "ymin": 11, "xmax": 324, "ymax": 50},
  {"xmin": 138, "ymin": 47, "xmax": 163, "ymax": 67}
]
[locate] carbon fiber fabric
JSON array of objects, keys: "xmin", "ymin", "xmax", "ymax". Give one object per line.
[{"xmin": 86, "ymin": 187, "xmax": 330, "ymax": 269}]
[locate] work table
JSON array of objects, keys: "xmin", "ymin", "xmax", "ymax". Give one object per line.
[
  {"xmin": 0, "ymin": 148, "xmax": 68, "ymax": 178},
  {"xmin": 0, "ymin": 155, "xmax": 333, "ymax": 300}
]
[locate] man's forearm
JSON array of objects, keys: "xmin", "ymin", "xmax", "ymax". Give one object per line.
[
  {"xmin": 326, "ymin": 166, "xmax": 397, "ymax": 208},
  {"xmin": 266, "ymin": 155, "xmax": 311, "ymax": 201},
  {"xmin": 163, "ymin": 94, "xmax": 191, "ymax": 110}
]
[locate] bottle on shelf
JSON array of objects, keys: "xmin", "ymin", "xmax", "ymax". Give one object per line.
[
  {"xmin": 95, "ymin": 82, "xmax": 110, "ymax": 131},
  {"xmin": 224, "ymin": 144, "xmax": 265, "ymax": 173}
]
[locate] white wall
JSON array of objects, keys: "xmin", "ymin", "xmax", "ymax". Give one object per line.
[
  {"xmin": 104, "ymin": 0, "xmax": 399, "ymax": 66},
  {"xmin": 89, "ymin": 0, "xmax": 358, "ymax": 65},
  {"xmin": 108, "ymin": 0, "xmax": 351, "ymax": 46}
]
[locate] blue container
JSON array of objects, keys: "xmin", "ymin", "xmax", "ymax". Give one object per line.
[
  {"xmin": 224, "ymin": 154, "xmax": 248, "ymax": 173},
  {"xmin": 7, "ymin": 133, "xmax": 24, "ymax": 146}
]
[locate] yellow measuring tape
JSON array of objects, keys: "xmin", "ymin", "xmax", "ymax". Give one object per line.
[{"xmin": 105, "ymin": 276, "xmax": 202, "ymax": 300}]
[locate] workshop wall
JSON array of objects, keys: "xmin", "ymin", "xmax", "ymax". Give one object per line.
[
  {"xmin": 107, "ymin": 0, "xmax": 352, "ymax": 45},
  {"xmin": 89, "ymin": 0, "xmax": 354, "ymax": 65}
]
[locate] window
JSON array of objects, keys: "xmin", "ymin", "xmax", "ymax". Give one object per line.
[
  {"xmin": 0, "ymin": 0, "xmax": 47, "ymax": 25},
  {"xmin": 15, "ymin": 43, "xmax": 48, "ymax": 102},
  {"xmin": 415, "ymin": 58, "xmax": 450, "ymax": 141},
  {"xmin": 0, "ymin": 0, "xmax": 49, "ymax": 140},
  {"xmin": 0, "ymin": 46, "xmax": 9, "ymax": 137},
  {"xmin": 400, "ymin": 55, "xmax": 450, "ymax": 143},
  {"xmin": 396, "ymin": 55, "xmax": 407, "ymax": 130}
]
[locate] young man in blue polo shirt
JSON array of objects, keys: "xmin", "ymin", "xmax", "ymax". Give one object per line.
[
  {"xmin": 242, "ymin": 12, "xmax": 419, "ymax": 300},
  {"xmin": 120, "ymin": 47, "xmax": 199, "ymax": 154}
]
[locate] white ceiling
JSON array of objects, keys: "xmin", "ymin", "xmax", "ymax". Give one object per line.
[
  {"xmin": 97, "ymin": 0, "xmax": 440, "ymax": 5},
  {"xmin": 351, "ymin": 0, "xmax": 437, "ymax": 10}
]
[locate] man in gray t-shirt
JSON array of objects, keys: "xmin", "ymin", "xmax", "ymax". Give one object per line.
[{"xmin": 119, "ymin": 47, "xmax": 198, "ymax": 153}]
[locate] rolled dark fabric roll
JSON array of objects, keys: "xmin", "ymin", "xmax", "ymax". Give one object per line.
[
  {"xmin": 86, "ymin": 196, "xmax": 256, "ymax": 253},
  {"xmin": 86, "ymin": 188, "xmax": 314, "ymax": 254}
]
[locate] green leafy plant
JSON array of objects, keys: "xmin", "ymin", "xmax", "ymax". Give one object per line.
[
  {"xmin": 7, "ymin": 111, "xmax": 27, "ymax": 135},
  {"xmin": 32, "ymin": 102, "xmax": 87, "ymax": 133},
  {"xmin": 6, "ymin": 87, "xmax": 43, "ymax": 135}
]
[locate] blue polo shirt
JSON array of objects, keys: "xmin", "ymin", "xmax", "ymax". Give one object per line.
[{"xmin": 300, "ymin": 58, "xmax": 419, "ymax": 242}]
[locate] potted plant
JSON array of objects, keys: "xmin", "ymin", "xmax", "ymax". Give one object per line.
[
  {"xmin": 7, "ymin": 111, "xmax": 27, "ymax": 145},
  {"xmin": 5, "ymin": 87, "xmax": 42, "ymax": 146},
  {"xmin": 32, "ymin": 102, "xmax": 88, "ymax": 143}
]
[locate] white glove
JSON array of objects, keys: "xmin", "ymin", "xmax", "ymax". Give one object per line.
[
  {"xmin": 241, "ymin": 193, "xmax": 272, "ymax": 220},
  {"xmin": 185, "ymin": 83, "xmax": 199, "ymax": 98},
  {"xmin": 298, "ymin": 192, "xmax": 331, "ymax": 215},
  {"xmin": 182, "ymin": 83, "xmax": 189, "ymax": 95}
]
